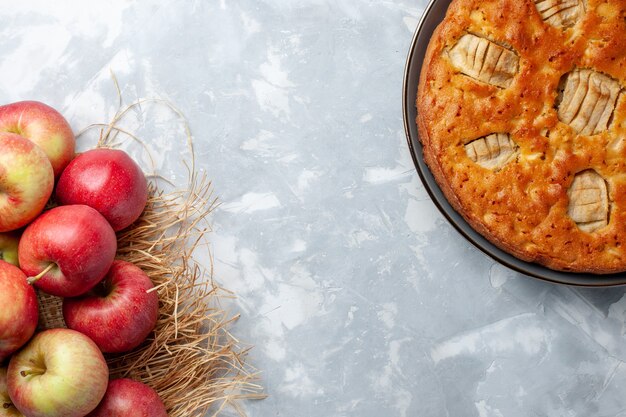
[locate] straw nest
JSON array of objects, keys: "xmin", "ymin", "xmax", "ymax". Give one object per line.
[{"xmin": 36, "ymin": 79, "xmax": 264, "ymax": 416}]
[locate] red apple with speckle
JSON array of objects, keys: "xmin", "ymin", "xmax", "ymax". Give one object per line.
[
  {"xmin": 0, "ymin": 101, "xmax": 75, "ymax": 177},
  {"xmin": 63, "ymin": 260, "xmax": 159, "ymax": 353},
  {"xmin": 18, "ymin": 205, "xmax": 117, "ymax": 297},
  {"xmin": 56, "ymin": 148, "xmax": 148, "ymax": 231},
  {"xmin": 86, "ymin": 379, "xmax": 167, "ymax": 417},
  {"xmin": 0, "ymin": 261, "xmax": 37, "ymax": 363}
]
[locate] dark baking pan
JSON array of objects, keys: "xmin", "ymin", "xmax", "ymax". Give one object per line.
[{"xmin": 402, "ymin": 0, "xmax": 626, "ymax": 286}]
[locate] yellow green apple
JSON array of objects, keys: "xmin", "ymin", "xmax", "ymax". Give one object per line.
[
  {"xmin": 0, "ymin": 233, "xmax": 19, "ymax": 267},
  {"xmin": 0, "ymin": 133, "xmax": 54, "ymax": 232},
  {"xmin": 0, "ymin": 101, "xmax": 75, "ymax": 177},
  {"xmin": 7, "ymin": 329, "xmax": 108, "ymax": 417}
]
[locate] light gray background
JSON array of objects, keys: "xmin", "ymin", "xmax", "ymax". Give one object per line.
[{"xmin": 4, "ymin": 1, "xmax": 626, "ymax": 416}]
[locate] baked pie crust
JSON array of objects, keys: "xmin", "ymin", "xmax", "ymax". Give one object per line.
[{"xmin": 417, "ymin": 0, "xmax": 626, "ymax": 273}]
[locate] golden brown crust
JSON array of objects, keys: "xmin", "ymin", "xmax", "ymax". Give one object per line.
[{"xmin": 417, "ymin": 0, "xmax": 626, "ymax": 273}]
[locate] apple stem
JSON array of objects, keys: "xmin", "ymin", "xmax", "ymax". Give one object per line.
[
  {"xmin": 20, "ymin": 368, "xmax": 44, "ymax": 377},
  {"xmin": 26, "ymin": 263, "xmax": 56, "ymax": 285}
]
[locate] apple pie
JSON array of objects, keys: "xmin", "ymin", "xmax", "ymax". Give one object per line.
[{"xmin": 417, "ymin": 0, "xmax": 626, "ymax": 273}]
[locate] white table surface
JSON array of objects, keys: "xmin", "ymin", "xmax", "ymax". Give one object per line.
[{"xmin": 6, "ymin": 1, "xmax": 626, "ymax": 416}]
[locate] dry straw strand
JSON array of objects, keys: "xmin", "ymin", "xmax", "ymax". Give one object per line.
[{"xmin": 38, "ymin": 76, "xmax": 265, "ymax": 416}]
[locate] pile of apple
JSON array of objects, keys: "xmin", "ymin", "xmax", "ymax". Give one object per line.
[{"xmin": 0, "ymin": 101, "xmax": 168, "ymax": 417}]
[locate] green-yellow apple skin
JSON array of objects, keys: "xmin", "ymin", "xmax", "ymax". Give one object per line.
[
  {"xmin": 0, "ymin": 261, "xmax": 38, "ymax": 363},
  {"xmin": 0, "ymin": 133, "xmax": 54, "ymax": 232},
  {"xmin": 0, "ymin": 101, "xmax": 75, "ymax": 178},
  {"xmin": 7, "ymin": 329, "xmax": 108, "ymax": 417},
  {"xmin": 0, "ymin": 367, "xmax": 23, "ymax": 416},
  {"xmin": 0, "ymin": 233, "xmax": 19, "ymax": 267}
]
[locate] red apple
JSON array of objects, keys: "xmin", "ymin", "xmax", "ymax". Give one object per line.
[
  {"xmin": 0, "ymin": 261, "xmax": 37, "ymax": 363},
  {"xmin": 18, "ymin": 205, "xmax": 117, "ymax": 297},
  {"xmin": 0, "ymin": 233, "xmax": 20, "ymax": 267},
  {"xmin": 0, "ymin": 367, "xmax": 23, "ymax": 416},
  {"xmin": 56, "ymin": 148, "xmax": 148, "ymax": 231},
  {"xmin": 63, "ymin": 260, "xmax": 159, "ymax": 353},
  {"xmin": 7, "ymin": 329, "xmax": 108, "ymax": 417},
  {"xmin": 0, "ymin": 101, "xmax": 75, "ymax": 177},
  {"xmin": 0, "ymin": 133, "xmax": 54, "ymax": 232},
  {"xmin": 86, "ymin": 379, "xmax": 167, "ymax": 417}
]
